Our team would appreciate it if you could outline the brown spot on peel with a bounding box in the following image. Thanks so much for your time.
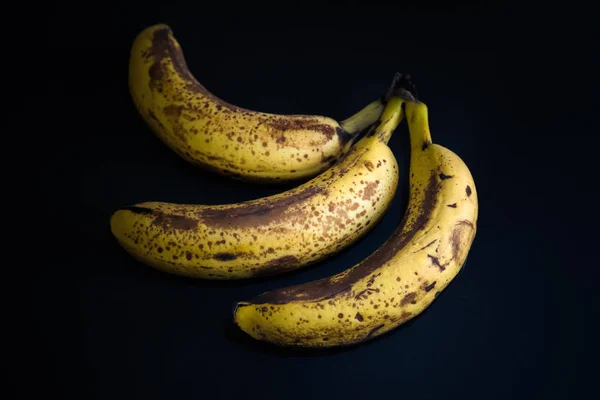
[265,119,338,142]
[466,185,472,196]
[152,213,198,231]
[355,312,364,322]
[362,181,379,200]
[401,292,417,306]
[198,186,327,229]
[163,104,183,117]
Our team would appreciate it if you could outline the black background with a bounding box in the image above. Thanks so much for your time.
[33,2,598,399]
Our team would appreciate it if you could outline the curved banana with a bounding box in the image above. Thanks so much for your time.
[110,95,410,279]
[233,99,478,347]
[129,24,396,182]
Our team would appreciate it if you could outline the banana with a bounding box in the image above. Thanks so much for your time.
[233,99,478,347]
[110,94,412,279]
[129,24,398,182]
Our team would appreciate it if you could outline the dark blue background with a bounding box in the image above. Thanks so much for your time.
[38,2,597,399]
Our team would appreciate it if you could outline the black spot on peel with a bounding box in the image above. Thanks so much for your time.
[355,312,364,322]
[213,252,237,261]
[366,324,385,338]
[414,239,437,253]
[366,273,381,287]
[354,288,377,300]
[447,203,457,208]
[427,254,446,271]
[423,281,437,292]
[422,140,431,151]
[121,206,154,215]
[439,173,453,180]
[466,185,472,196]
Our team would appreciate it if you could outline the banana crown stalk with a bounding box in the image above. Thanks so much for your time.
[233,98,479,347]
[111,91,414,280]
[129,24,401,182]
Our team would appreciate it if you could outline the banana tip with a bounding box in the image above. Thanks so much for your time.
[232,302,252,326]
[150,23,172,31]
[233,301,249,314]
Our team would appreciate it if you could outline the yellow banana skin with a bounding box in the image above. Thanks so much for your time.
[129,24,390,182]
[110,97,408,279]
[234,100,478,347]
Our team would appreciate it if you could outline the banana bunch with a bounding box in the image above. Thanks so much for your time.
[113,23,478,348]
[129,24,400,182]
[233,99,478,347]
[111,95,408,279]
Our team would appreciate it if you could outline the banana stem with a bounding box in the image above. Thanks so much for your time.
[404,101,433,152]
[339,72,417,136]
[339,100,386,134]
[374,72,420,144]
[374,97,404,144]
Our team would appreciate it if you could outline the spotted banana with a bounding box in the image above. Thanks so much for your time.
[111,93,413,279]
[129,24,401,182]
[233,99,478,346]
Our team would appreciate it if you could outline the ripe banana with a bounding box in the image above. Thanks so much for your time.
[233,99,478,347]
[110,94,411,279]
[129,24,395,182]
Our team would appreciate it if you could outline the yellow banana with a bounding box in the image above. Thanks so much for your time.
[110,95,411,279]
[233,99,478,347]
[129,24,398,182]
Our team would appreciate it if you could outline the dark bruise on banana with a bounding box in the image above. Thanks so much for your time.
[129,24,390,182]
[110,106,403,279]
[233,101,479,347]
